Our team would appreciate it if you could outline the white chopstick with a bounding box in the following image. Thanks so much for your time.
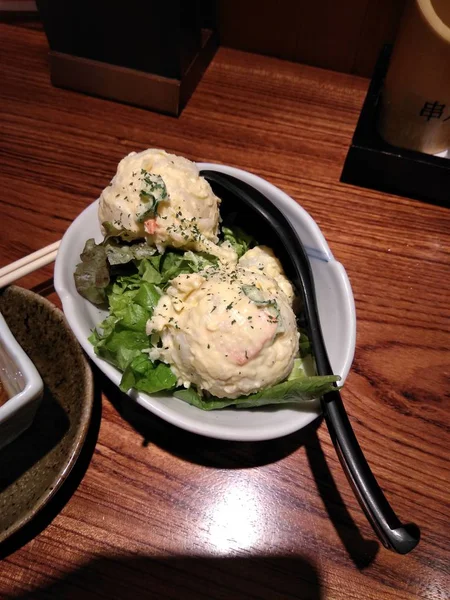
[0,240,61,287]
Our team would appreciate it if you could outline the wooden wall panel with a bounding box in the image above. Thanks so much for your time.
[352,0,407,75]
[218,0,407,77]
[2,0,408,78]
[217,0,299,63]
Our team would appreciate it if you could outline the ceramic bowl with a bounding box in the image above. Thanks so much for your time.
[54,163,356,442]
[0,286,94,543]
[0,312,43,450]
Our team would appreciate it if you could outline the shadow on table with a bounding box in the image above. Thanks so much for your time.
[101,371,379,569]
[0,385,69,494]
[0,382,102,561]
[304,433,379,569]
[9,553,323,600]
[31,279,56,298]
[100,369,321,468]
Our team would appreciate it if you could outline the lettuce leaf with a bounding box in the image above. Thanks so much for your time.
[102,221,136,242]
[133,249,218,286]
[89,328,150,371]
[120,357,177,394]
[74,237,156,304]
[74,239,110,305]
[162,250,218,282]
[138,255,163,284]
[88,272,177,394]
[174,374,340,410]
[288,356,316,379]
[221,226,254,258]
[104,239,156,265]
[74,235,218,306]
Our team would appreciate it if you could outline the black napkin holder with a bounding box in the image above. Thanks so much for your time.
[341,45,450,207]
[36,0,218,116]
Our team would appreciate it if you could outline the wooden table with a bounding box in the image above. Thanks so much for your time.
[1,21,449,600]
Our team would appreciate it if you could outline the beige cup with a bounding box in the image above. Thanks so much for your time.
[378,0,450,155]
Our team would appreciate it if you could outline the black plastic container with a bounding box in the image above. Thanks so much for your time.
[36,0,218,116]
[341,45,450,208]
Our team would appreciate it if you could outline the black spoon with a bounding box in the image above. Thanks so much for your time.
[201,169,420,555]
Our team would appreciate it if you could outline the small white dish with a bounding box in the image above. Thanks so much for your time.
[0,312,44,450]
[54,163,356,442]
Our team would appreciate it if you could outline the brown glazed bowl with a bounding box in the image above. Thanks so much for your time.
[0,286,94,544]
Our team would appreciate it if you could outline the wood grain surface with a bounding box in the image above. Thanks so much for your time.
[218,0,407,77]
[1,21,449,600]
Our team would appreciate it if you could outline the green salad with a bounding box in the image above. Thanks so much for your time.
[74,228,339,410]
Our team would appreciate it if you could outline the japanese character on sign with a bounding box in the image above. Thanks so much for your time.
[419,101,450,121]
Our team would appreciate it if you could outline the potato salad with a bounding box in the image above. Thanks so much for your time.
[74,149,338,410]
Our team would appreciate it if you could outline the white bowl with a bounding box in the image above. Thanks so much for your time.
[0,312,44,450]
[54,163,356,441]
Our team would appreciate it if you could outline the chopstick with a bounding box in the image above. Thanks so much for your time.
[0,240,61,287]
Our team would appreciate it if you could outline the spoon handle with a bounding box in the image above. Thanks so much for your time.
[291,194,420,554]
[323,389,420,554]
[201,169,420,554]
